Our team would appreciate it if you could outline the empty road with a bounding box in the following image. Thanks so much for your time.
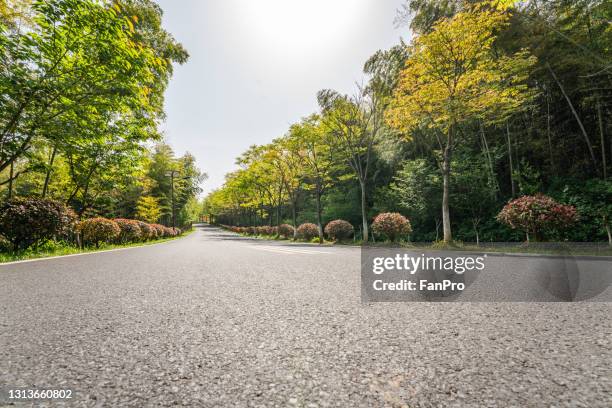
[1,225,611,407]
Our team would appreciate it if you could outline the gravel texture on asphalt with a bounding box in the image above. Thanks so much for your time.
[1,225,611,407]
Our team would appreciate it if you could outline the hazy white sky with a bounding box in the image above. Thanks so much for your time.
[156,0,408,194]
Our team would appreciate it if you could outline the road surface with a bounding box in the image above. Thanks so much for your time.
[1,225,611,407]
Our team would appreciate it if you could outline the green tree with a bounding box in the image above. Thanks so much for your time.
[288,116,339,242]
[386,3,536,242]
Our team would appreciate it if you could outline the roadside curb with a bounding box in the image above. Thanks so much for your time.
[216,227,612,259]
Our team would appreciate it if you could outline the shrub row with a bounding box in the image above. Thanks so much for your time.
[227,225,279,236]
[227,195,581,245]
[78,218,182,247]
[0,198,183,252]
[224,214,415,243]
[225,220,356,242]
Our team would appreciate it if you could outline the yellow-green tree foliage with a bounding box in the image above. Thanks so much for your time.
[136,196,161,223]
[386,4,535,134]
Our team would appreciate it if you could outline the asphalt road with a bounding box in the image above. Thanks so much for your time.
[1,225,610,407]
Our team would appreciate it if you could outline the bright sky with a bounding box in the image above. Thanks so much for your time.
[156,0,408,195]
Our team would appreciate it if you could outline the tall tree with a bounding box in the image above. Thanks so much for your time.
[288,116,338,242]
[386,3,535,242]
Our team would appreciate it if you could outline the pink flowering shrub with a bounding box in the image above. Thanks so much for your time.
[114,219,142,243]
[371,213,412,242]
[297,223,319,240]
[497,194,578,241]
[78,218,120,248]
[324,220,354,241]
[150,224,166,238]
[136,221,155,240]
[278,224,295,239]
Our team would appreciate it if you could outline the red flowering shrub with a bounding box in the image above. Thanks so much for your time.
[371,213,412,242]
[297,223,319,240]
[0,198,77,251]
[260,226,277,236]
[78,218,120,248]
[162,226,175,237]
[150,224,166,238]
[114,219,142,243]
[278,224,295,239]
[324,220,354,241]
[136,221,155,240]
[497,194,578,241]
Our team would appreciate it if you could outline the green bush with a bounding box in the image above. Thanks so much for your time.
[78,218,120,248]
[297,223,319,241]
[324,220,354,241]
[0,198,77,251]
[114,219,142,243]
[278,224,295,239]
[372,213,412,242]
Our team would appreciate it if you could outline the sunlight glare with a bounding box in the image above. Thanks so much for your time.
[238,0,371,57]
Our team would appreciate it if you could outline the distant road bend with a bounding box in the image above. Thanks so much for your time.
[1,225,611,407]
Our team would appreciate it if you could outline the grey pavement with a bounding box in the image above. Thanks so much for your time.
[1,225,611,407]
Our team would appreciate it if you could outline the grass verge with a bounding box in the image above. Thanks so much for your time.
[220,227,612,257]
[0,229,194,264]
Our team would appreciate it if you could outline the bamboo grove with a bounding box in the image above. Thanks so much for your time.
[204,0,612,244]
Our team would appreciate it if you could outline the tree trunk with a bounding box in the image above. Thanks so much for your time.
[598,100,607,179]
[480,123,497,195]
[77,169,96,217]
[546,89,555,172]
[506,122,516,197]
[42,144,58,198]
[604,217,611,247]
[291,201,298,240]
[7,161,14,199]
[547,63,597,167]
[315,186,324,243]
[442,126,453,243]
[359,180,369,243]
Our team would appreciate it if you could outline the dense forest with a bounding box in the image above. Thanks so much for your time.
[204,0,612,244]
[0,0,204,230]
